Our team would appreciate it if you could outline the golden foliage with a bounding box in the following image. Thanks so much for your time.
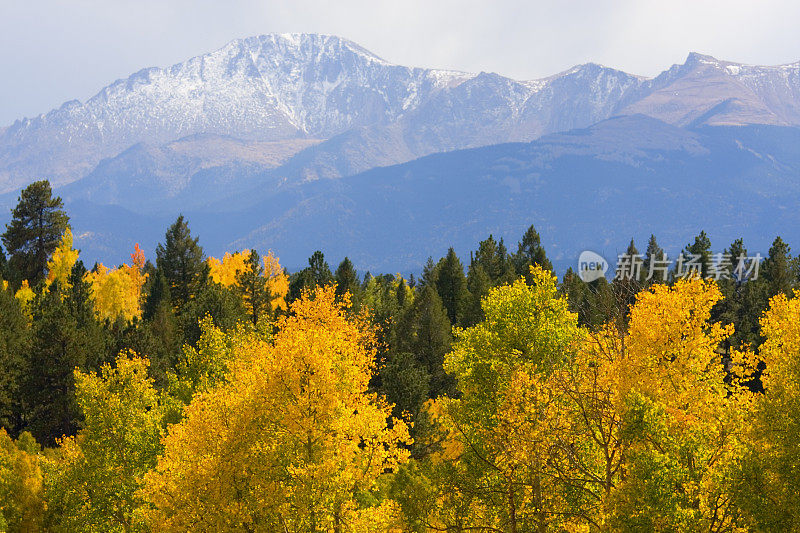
[87,244,147,322]
[46,228,79,290]
[142,286,410,532]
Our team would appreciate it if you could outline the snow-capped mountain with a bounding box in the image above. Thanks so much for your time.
[0,33,641,193]
[2,33,800,207]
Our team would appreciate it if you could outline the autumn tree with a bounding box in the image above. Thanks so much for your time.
[44,354,165,532]
[87,244,147,323]
[236,249,272,325]
[427,266,584,532]
[142,287,410,532]
[0,430,44,532]
[734,289,800,529]
[1,180,69,286]
[46,228,79,290]
[606,279,754,531]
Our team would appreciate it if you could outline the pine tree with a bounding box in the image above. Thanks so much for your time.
[512,224,553,281]
[393,284,454,400]
[762,236,796,298]
[334,257,359,299]
[465,262,492,326]
[471,234,513,284]
[24,287,86,445]
[155,215,206,311]
[435,248,469,326]
[288,250,334,302]
[0,244,7,280]
[0,285,30,434]
[680,230,712,280]
[1,180,69,286]
[143,268,171,322]
[236,250,272,325]
[642,234,666,285]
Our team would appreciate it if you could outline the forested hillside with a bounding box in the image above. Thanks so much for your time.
[2,181,800,531]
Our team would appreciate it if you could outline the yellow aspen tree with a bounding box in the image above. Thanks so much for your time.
[46,228,79,290]
[263,250,289,312]
[606,279,754,532]
[734,290,800,530]
[207,250,250,288]
[429,266,584,533]
[0,430,44,532]
[142,286,410,532]
[44,353,165,533]
[87,244,147,322]
[13,281,34,319]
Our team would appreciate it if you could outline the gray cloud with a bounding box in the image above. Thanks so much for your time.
[2,0,800,125]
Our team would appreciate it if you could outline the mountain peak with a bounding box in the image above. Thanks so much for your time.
[685,52,723,67]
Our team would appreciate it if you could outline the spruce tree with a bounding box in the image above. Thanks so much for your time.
[512,224,553,280]
[435,248,469,326]
[1,180,69,285]
[642,234,666,286]
[680,230,713,280]
[762,236,796,298]
[0,285,30,434]
[334,257,359,298]
[465,262,492,326]
[143,268,171,322]
[393,284,454,400]
[155,215,206,311]
[236,250,271,326]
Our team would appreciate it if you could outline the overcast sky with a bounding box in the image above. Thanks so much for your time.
[2,0,800,125]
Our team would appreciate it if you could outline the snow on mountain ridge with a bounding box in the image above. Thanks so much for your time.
[2,36,800,195]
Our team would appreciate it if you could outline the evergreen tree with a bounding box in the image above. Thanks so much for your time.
[236,250,272,326]
[464,262,492,326]
[288,250,334,302]
[435,248,469,326]
[393,284,455,401]
[143,268,171,322]
[155,215,206,311]
[471,234,514,285]
[1,180,69,285]
[0,285,30,434]
[642,234,666,285]
[420,256,438,287]
[0,244,7,280]
[762,236,796,298]
[334,257,359,299]
[679,230,712,280]
[512,224,553,281]
[23,288,84,445]
[308,250,333,285]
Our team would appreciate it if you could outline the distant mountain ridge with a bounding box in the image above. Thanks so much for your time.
[2,35,800,272]
[5,33,798,198]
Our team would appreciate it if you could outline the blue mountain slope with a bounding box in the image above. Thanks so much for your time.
[5,115,799,273]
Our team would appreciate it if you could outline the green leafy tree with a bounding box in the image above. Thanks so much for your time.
[44,354,165,533]
[1,180,69,286]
